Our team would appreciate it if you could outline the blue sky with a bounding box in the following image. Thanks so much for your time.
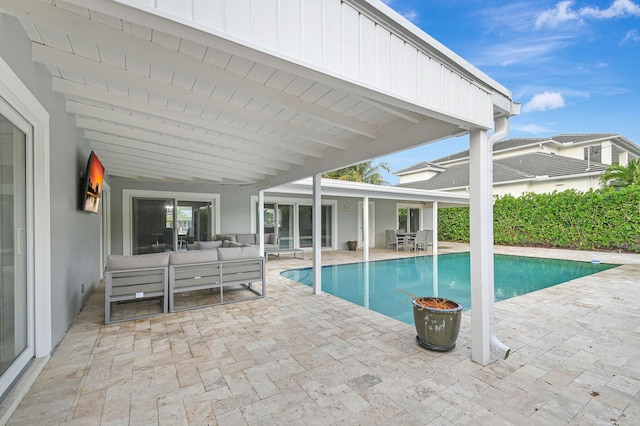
[377,0,640,184]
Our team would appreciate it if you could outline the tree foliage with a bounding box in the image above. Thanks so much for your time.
[600,158,640,188]
[322,161,391,185]
[438,187,640,252]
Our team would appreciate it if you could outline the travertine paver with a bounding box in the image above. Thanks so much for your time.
[6,244,640,425]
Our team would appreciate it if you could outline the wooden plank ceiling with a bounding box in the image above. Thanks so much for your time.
[2,0,476,187]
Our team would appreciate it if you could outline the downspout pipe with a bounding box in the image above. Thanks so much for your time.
[487,115,511,360]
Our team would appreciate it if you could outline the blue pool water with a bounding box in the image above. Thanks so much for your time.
[280,253,618,325]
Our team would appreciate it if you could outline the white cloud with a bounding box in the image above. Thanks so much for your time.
[581,0,640,19]
[522,92,566,112]
[536,0,640,28]
[621,29,640,43]
[535,1,580,28]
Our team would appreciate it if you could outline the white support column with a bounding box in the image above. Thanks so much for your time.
[469,128,492,365]
[258,191,264,255]
[312,174,322,295]
[432,201,438,255]
[601,141,613,165]
[363,196,369,262]
[619,151,629,167]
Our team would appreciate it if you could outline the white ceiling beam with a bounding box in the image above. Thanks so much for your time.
[87,138,257,183]
[81,124,277,177]
[31,42,349,150]
[53,77,325,159]
[88,149,227,183]
[99,161,190,181]
[106,169,172,181]
[80,121,278,178]
[2,0,379,138]
[67,101,297,170]
[94,153,198,181]
[361,97,423,124]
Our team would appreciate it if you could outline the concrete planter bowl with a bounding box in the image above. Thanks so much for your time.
[346,241,358,251]
[412,297,463,352]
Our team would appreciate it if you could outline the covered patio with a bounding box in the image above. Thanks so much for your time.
[6,245,640,424]
[0,0,520,418]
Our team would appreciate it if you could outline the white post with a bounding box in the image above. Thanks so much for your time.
[601,141,613,165]
[312,174,322,295]
[363,196,369,262]
[258,191,265,255]
[469,128,492,365]
[432,201,438,255]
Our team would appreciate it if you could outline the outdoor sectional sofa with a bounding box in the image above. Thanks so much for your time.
[104,245,265,324]
[207,232,279,250]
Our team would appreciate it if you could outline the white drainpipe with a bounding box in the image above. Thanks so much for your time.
[487,116,511,360]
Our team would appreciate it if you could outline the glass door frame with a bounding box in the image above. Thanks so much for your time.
[0,56,52,405]
[0,94,34,399]
[122,189,220,256]
[252,196,338,250]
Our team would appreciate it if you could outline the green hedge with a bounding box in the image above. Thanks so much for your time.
[438,186,640,252]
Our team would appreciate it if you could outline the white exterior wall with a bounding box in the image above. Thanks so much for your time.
[118,0,496,129]
[397,170,440,184]
[557,145,587,161]
[440,174,603,198]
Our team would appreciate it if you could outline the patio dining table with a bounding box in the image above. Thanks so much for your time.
[396,232,416,251]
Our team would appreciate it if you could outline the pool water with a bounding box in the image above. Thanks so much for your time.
[280,253,618,325]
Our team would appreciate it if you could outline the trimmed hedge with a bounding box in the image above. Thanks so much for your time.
[438,186,640,252]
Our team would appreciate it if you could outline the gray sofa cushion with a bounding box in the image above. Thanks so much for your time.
[107,252,170,270]
[236,233,257,245]
[214,234,236,242]
[217,245,261,260]
[196,240,223,250]
[222,240,246,248]
[169,250,218,265]
[264,233,276,245]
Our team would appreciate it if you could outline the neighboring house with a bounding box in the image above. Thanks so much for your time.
[395,134,640,196]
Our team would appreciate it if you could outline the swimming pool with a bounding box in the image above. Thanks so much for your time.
[280,253,618,325]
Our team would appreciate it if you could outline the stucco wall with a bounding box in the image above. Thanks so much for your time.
[0,15,102,346]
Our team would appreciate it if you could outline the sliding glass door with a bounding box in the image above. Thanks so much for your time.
[299,205,333,248]
[131,197,174,254]
[126,190,217,255]
[398,205,421,233]
[0,103,31,401]
[260,201,335,249]
[261,203,294,248]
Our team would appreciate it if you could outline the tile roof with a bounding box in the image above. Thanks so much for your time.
[394,161,446,174]
[396,152,609,190]
[425,133,621,165]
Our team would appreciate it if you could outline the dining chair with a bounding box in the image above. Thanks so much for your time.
[385,230,405,251]
[413,230,433,253]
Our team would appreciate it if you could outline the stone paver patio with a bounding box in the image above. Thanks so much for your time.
[5,244,640,425]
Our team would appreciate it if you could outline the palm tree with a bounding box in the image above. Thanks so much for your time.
[322,161,391,185]
[600,158,640,188]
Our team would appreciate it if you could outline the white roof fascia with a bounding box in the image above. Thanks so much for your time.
[267,178,469,205]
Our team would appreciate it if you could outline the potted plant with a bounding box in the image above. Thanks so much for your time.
[412,297,463,352]
[346,241,357,251]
